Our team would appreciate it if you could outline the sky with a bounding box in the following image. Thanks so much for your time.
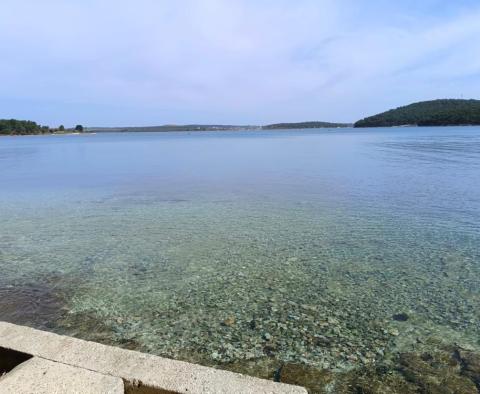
[0,0,479,127]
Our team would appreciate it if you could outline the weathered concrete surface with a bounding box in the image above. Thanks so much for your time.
[0,322,307,394]
[0,357,124,394]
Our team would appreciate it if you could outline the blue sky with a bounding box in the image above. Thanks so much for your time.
[0,0,479,127]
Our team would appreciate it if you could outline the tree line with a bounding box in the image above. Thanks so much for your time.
[3,99,480,135]
[263,121,351,129]
[355,99,480,127]
[0,119,84,135]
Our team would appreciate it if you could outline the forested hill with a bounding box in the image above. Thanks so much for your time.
[262,121,351,129]
[354,99,480,127]
[0,119,82,135]
[0,119,47,135]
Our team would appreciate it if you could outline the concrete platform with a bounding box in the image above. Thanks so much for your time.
[0,321,307,394]
[0,357,124,394]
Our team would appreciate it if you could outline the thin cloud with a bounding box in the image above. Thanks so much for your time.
[0,0,479,126]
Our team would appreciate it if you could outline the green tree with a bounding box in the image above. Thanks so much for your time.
[59,125,65,131]
[75,124,84,132]
[0,119,43,135]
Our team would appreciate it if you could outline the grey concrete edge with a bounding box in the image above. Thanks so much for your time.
[0,357,124,394]
[0,322,307,394]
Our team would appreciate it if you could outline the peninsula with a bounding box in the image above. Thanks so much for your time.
[0,119,83,136]
[355,99,480,127]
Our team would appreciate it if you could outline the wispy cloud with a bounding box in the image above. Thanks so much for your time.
[0,0,479,126]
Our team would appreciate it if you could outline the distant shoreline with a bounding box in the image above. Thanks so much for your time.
[86,121,352,133]
[0,132,94,137]
[2,98,480,135]
[3,123,480,137]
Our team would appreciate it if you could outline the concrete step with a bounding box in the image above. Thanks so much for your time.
[0,322,307,393]
[0,357,124,394]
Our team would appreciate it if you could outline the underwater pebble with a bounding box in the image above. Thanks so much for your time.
[392,313,409,322]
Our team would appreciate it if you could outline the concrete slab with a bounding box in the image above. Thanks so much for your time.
[0,322,307,394]
[0,357,124,394]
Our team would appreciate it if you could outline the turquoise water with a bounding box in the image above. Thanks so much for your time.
[1,128,479,391]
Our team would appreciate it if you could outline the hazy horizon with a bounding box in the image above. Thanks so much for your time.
[1,0,479,127]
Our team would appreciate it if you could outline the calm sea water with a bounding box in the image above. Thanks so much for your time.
[1,128,479,390]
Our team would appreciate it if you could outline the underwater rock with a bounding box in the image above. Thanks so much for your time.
[392,313,409,322]
[458,349,480,388]
[221,357,278,382]
[397,350,478,394]
[221,317,236,327]
[442,375,478,394]
[329,347,479,394]
[0,279,67,330]
[334,366,417,394]
[398,352,440,387]
[389,328,400,336]
[263,344,277,357]
[313,335,332,347]
[278,363,333,393]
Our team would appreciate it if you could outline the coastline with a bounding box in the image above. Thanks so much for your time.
[3,124,480,137]
[0,132,96,137]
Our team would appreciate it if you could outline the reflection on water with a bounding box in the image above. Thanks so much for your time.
[0,128,479,392]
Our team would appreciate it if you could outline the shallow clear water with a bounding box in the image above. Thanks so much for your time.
[1,128,479,391]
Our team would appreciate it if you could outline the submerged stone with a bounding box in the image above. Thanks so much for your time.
[458,349,480,388]
[278,363,333,394]
[392,313,409,322]
[397,349,478,394]
[221,317,236,327]
[389,328,400,336]
[0,278,67,330]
